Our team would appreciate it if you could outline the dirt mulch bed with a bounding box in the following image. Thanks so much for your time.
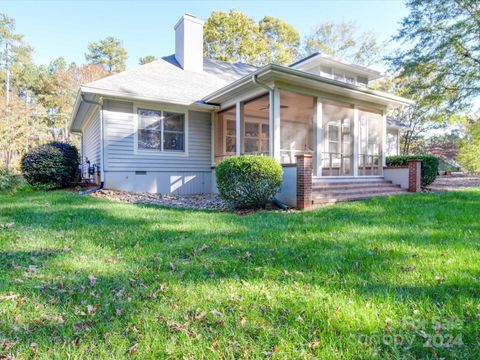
[427,174,480,192]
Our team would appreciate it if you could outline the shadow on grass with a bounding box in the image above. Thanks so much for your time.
[0,189,479,356]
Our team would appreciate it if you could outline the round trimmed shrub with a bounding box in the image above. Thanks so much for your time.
[386,154,439,187]
[21,142,80,189]
[216,155,283,209]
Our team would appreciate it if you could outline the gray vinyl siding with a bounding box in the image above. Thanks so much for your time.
[82,109,101,170]
[103,99,212,172]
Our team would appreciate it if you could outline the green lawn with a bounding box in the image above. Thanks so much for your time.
[0,189,479,359]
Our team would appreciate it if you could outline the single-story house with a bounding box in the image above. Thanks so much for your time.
[70,14,414,208]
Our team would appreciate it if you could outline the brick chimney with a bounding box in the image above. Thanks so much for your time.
[174,14,204,72]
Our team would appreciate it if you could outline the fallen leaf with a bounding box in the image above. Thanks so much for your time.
[0,293,19,301]
[193,244,209,255]
[127,343,138,356]
[159,282,167,292]
[87,304,99,315]
[27,265,39,273]
[210,309,223,317]
[308,341,320,349]
[194,309,207,321]
[240,317,247,327]
[1,222,15,229]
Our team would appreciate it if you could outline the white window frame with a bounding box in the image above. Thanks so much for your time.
[320,67,368,87]
[326,121,340,155]
[133,102,189,156]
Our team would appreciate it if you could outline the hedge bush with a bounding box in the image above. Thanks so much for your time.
[21,142,80,189]
[386,154,439,187]
[0,166,21,192]
[216,155,283,209]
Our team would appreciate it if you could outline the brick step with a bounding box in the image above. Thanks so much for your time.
[312,182,396,191]
[312,185,402,197]
[312,189,408,205]
[312,179,390,187]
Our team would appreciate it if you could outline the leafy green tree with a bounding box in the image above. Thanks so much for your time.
[373,74,450,154]
[258,16,300,65]
[85,37,127,74]
[0,13,34,103]
[139,55,157,65]
[457,118,480,173]
[0,89,48,171]
[34,58,107,141]
[390,0,480,113]
[304,21,384,66]
[204,10,267,65]
[204,10,299,66]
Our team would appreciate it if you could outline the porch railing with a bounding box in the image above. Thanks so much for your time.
[358,154,382,176]
[321,152,353,176]
[280,149,314,164]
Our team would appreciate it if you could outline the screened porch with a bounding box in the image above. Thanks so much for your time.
[213,89,387,177]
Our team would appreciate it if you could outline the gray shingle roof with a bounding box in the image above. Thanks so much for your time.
[81,55,257,105]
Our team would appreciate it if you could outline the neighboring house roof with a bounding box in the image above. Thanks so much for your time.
[80,55,257,106]
[387,117,408,129]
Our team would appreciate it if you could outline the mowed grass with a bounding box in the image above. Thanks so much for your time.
[0,189,479,359]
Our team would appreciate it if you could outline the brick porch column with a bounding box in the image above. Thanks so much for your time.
[408,159,422,192]
[296,154,313,209]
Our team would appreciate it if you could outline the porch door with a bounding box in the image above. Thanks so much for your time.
[322,100,354,176]
[358,108,383,176]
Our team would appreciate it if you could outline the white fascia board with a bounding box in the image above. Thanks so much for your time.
[69,89,83,132]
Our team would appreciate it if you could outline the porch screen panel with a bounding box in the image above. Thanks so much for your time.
[243,94,269,155]
[359,108,383,175]
[322,100,354,176]
[279,90,315,164]
[214,107,236,164]
[386,129,399,156]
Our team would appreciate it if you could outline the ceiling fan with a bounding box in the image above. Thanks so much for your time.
[258,104,289,110]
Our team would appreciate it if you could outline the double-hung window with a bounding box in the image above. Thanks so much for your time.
[137,108,185,152]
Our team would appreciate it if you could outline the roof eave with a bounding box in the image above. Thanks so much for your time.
[81,86,220,110]
[289,52,384,80]
[203,64,413,107]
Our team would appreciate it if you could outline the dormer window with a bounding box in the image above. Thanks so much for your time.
[357,76,368,87]
[333,71,344,81]
[345,75,356,85]
[290,53,383,88]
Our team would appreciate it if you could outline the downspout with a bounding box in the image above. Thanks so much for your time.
[251,75,288,210]
[252,74,273,91]
[81,93,105,191]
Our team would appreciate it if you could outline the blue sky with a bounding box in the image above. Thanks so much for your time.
[2,0,409,69]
